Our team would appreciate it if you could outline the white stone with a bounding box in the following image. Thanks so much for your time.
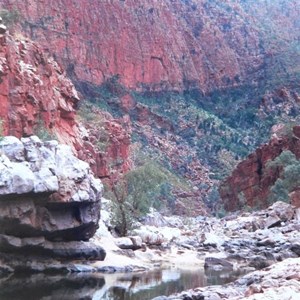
[10,162,35,194]
[0,136,25,161]
[115,237,134,249]
[0,136,102,201]
[21,136,42,162]
[203,232,226,249]
[55,144,89,181]
[34,167,59,193]
[133,226,166,245]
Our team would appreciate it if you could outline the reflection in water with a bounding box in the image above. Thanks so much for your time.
[0,268,247,300]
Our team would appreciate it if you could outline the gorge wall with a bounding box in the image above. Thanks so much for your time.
[0,24,131,179]
[0,0,299,92]
[0,1,299,214]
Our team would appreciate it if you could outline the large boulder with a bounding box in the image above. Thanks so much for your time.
[0,136,106,271]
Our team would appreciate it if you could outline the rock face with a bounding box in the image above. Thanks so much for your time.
[0,25,80,144]
[0,0,299,92]
[220,126,300,211]
[0,23,132,179]
[0,136,106,270]
[77,104,132,179]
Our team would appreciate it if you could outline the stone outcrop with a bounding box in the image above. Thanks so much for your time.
[0,23,80,145]
[0,21,132,179]
[1,0,298,92]
[220,126,300,211]
[0,136,106,271]
[77,103,132,179]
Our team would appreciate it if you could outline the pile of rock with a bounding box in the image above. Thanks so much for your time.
[153,257,300,300]
[150,201,300,299]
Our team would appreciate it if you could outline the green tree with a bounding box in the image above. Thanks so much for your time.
[267,150,300,204]
[125,162,168,215]
[110,178,133,237]
[108,161,169,236]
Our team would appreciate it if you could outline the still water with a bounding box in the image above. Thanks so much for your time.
[0,268,246,300]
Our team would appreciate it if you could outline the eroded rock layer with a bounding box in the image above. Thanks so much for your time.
[0,136,106,268]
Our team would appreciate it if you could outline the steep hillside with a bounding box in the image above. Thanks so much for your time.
[0,23,131,180]
[0,0,299,92]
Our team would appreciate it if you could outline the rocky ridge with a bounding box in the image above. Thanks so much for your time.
[0,136,106,273]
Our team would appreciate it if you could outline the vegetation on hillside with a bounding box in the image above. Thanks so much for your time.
[77,75,300,176]
[267,150,300,204]
[75,73,300,218]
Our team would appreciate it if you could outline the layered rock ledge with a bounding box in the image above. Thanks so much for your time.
[0,136,106,273]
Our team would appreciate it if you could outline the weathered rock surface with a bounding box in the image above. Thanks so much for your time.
[77,103,132,179]
[114,236,143,251]
[1,0,299,92]
[204,257,233,271]
[0,136,106,271]
[0,27,80,145]
[149,202,300,299]
[0,25,132,180]
[220,126,300,211]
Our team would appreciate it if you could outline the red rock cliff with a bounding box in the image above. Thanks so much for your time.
[0,25,80,144]
[0,25,131,178]
[220,126,300,211]
[1,0,298,92]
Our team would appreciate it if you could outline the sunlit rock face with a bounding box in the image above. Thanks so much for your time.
[1,0,298,92]
[0,24,80,145]
[0,23,132,180]
[0,136,106,267]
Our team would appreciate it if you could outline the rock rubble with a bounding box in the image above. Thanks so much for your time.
[149,201,300,299]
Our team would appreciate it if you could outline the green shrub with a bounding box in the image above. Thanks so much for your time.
[125,162,168,215]
[34,119,57,141]
[267,150,300,204]
[107,158,191,236]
